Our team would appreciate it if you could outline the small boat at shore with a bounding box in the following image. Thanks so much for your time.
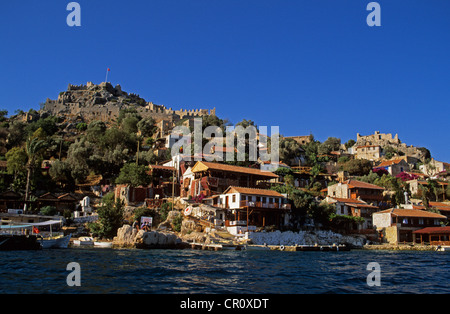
[72,237,94,246]
[93,241,113,248]
[436,245,450,252]
[40,234,72,249]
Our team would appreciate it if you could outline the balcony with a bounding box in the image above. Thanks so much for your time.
[240,200,291,210]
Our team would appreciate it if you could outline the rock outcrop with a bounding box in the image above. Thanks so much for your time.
[113,224,184,249]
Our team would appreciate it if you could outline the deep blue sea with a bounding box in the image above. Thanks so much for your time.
[0,248,448,294]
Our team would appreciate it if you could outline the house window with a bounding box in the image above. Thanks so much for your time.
[232,195,236,203]
[262,197,266,203]
[402,218,408,225]
[434,219,440,226]
[419,218,424,225]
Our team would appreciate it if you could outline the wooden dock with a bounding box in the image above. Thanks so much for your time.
[268,244,350,252]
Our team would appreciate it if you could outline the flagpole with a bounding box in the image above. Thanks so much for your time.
[105,68,109,83]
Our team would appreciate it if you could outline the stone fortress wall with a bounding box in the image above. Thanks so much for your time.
[355,131,426,161]
[41,82,216,124]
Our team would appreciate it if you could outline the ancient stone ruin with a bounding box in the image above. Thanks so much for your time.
[40,81,216,124]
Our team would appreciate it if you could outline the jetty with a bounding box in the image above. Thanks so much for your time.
[267,244,350,252]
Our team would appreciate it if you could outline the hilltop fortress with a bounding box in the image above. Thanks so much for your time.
[355,130,428,161]
[41,82,215,124]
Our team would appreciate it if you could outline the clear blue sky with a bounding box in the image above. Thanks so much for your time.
[1,1,449,161]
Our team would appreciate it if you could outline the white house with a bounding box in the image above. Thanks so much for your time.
[217,186,291,235]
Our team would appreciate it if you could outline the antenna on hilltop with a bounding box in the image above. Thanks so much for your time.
[105,68,110,83]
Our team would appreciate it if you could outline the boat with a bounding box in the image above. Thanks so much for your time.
[72,236,94,246]
[0,234,42,250]
[93,241,113,248]
[39,234,72,249]
[436,245,450,252]
[0,219,71,249]
[32,220,71,249]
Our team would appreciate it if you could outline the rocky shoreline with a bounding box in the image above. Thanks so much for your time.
[112,224,369,250]
[112,219,443,252]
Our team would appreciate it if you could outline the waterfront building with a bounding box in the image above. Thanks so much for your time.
[325,196,379,230]
[412,226,450,246]
[187,161,279,198]
[372,208,447,244]
[216,186,291,234]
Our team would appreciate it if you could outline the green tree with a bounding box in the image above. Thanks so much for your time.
[133,207,160,226]
[49,160,73,187]
[116,163,152,187]
[344,139,356,149]
[235,119,256,129]
[121,114,139,134]
[342,159,373,176]
[137,116,157,137]
[76,122,88,131]
[6,120,26,148]
[5,147,27,179]
[279,137,302,165]
[0,110,7,122]
[317,137,341,155]
[24,137,46,204]
[66,138,93,183]
[301,135,321,166]
[40,205,57,216]
[427,180,443,201]
[89,194,124,239]
[86,120,107,143]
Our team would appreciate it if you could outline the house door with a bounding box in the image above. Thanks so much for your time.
[225,196,229,208]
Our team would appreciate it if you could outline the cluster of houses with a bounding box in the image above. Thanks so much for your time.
[1,130,449,246]
[133,130,450,246]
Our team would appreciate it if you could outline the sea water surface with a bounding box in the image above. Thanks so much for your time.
[0,248,448,294]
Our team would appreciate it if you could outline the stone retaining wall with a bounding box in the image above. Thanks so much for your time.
[247,230,367,247]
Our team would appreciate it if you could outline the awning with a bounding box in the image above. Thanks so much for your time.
[0,220,63,229]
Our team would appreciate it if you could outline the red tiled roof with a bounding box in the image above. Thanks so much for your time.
[227,186,281,197]
[192,161,279,178]
[375,158,404,168]
[375,208,447,219]
[329,197,378,208]
[344,179,385,190]
[429,202,450,212]
[149,165,175,171]
[330,197,367,204]
[413,226,450,234]
[225,186,284,197]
